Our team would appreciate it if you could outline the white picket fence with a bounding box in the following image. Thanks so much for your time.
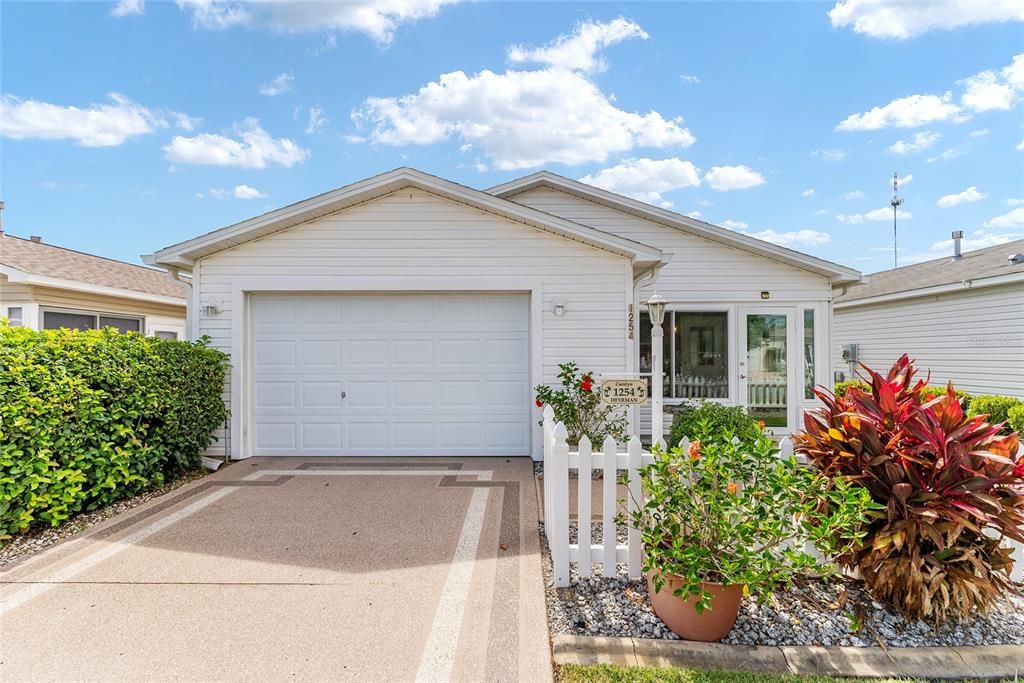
[747,377,787,409]
[542,405,657,587]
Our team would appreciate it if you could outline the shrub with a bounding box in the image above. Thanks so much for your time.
[667,400,761,448]
[535,362,627,446]
[794,355,1024,622]
[1009,404,1024,436]
[625,420,875,612]
[968,394,1024,435]
[0,325,229,537]
[834,380,870,398]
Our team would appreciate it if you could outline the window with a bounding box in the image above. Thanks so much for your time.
[803,309,815,399]
[5,307,22,327]
[639,310,729,399]
[42,309,143,333]
[154,330,178,340]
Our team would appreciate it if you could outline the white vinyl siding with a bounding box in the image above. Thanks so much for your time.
[507,187,836,431]
[509,188,832,303]
[195,187,632,458]
[833,283,1024,398]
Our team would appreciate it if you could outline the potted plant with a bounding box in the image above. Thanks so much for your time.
[624,420,875,641]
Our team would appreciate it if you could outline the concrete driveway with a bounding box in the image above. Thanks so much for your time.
[0,458,552,682]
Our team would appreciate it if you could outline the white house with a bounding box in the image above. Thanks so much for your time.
[146,168,859,460]
[833,235,1024,397]
[1,230,186,338]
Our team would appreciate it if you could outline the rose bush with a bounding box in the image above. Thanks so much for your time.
[535,361,627,446]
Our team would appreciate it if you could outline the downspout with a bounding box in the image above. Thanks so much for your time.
[164,266,193,340]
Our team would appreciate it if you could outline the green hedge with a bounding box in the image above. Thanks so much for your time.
[667,400,761,447]
[0,325,229,537]
[1008,404,1024,436]
[968,394,1024,435]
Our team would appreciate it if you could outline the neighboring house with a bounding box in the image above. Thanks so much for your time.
[0,231,186,338]
[833,235,1024,398]
[145,167,860,460]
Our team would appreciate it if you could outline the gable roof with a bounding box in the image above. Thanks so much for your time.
[146,167,663,268]
[1,232,186,303]
[487,171,861,284]
[833,238,1024,307]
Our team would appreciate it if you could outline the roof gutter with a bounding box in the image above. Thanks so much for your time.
[834,271,1024,309]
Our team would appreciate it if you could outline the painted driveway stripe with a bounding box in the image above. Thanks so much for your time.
[0,484,238,616]
[416,471,492,683]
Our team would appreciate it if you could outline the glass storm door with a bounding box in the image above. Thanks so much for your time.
[740,311,791,430]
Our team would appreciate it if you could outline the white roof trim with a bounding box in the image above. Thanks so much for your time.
[487,171,861,284]
[833,270,1024,309]
[0,264,187,307]
[148,167,662,268]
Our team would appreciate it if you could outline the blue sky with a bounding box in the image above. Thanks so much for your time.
[1,1,1022,273]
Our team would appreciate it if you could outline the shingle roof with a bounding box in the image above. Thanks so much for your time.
[0,233,187,300]
[833,239,1024,304]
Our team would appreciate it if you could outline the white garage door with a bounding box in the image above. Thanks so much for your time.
[251,293,531,456]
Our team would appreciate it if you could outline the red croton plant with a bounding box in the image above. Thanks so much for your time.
[794,355,1024,622]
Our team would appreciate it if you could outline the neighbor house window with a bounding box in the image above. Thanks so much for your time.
[154,330,178,340]
[639,310,729,399]
[803,309,815,399]
[42,309,143,333]
[5,307,22,326]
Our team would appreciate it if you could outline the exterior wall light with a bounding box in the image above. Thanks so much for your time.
[553,300,567,316]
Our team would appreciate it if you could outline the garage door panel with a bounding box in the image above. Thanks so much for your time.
[252,293,530,456]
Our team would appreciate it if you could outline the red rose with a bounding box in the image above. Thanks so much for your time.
[535,399,544,408]
[580,379,593,392]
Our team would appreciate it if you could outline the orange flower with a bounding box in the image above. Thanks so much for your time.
[727,482,738,495]
[688,440,701,460]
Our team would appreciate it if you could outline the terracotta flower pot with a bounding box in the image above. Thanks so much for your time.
[646,572,743,642]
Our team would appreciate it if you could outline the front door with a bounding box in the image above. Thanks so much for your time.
[739,309,793,431]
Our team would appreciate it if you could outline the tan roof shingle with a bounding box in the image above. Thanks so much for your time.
[0,233,186,300]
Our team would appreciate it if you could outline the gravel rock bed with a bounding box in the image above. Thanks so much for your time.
[540,522,1024,647]
[0,468,210,568]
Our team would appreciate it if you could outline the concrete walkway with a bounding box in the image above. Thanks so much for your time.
[0,458,552,682]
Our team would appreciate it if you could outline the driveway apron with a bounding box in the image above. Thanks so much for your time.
[0,457,552,682]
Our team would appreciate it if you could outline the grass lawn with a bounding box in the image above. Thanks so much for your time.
[556,664,913,683]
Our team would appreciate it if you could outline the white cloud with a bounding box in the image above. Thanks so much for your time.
[928,147,964,162]
[801,188,815,197]
[578,157,700,208]
[719,219,749,230]
[40,180,58,190]
[208,187,229,199]
[985,207,1024,229]
[828,0,1024,39]
[970,128,989,137]
[960,69,1015,112]
[233,184,265,199]
[936,186,987,208]
[0,93,191,147]
[350,19,695,170]
[812,148,846,162]
[704,165,765,191]
[897,173,914,185]
[112,0,144,17]
[679,74,700,85]
[815,208,830,215]
[171,111,201,131]
[903,228,1022,263]
[888,130,941,154]
[845,190,866,200]
[746,229,832,247]
[259,72,293,96]
[1007,198,1024,206]
[163,118,309,168]
[686,210,703,219]
[1017,139,1024,151]
[305,106,328,134]
[175,0,460,44]
[837,93,963,131]
[507,18,647,73]
[838,54,1023,131]
[837,207,911,224]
